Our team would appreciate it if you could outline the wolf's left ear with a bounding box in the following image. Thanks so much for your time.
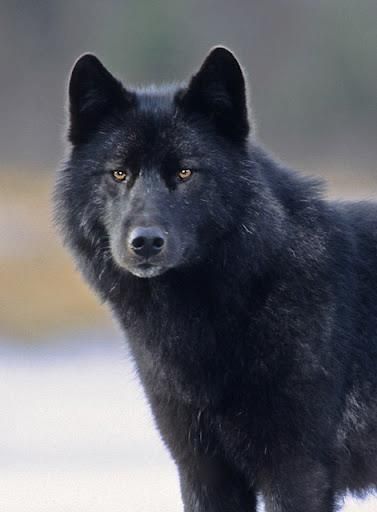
[68,54,134,145]
[178,47,249,143]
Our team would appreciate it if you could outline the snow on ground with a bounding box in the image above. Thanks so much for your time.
[0,333,375,511]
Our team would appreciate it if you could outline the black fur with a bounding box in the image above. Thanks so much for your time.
[54,47,377,511]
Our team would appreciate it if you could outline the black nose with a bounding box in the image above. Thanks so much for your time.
[128,227,166,259]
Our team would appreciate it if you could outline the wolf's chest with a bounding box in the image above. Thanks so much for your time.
[124,298,255,406]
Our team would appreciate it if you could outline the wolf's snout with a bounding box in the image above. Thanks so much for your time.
[128,226,166,259]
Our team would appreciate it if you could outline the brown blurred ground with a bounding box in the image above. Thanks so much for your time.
[0,171,112,340]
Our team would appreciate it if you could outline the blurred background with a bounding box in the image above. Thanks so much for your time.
[1,1,376,510]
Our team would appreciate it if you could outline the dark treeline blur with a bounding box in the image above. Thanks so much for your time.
[1,0,376,173]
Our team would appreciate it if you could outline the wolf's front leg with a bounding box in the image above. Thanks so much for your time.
[148,393,256,511]
[263,458,336,512]
[178,456,257,512]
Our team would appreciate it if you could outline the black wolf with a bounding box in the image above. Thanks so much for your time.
[54,47,377,511]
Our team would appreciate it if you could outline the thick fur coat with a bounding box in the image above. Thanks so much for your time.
[54,47,377,511]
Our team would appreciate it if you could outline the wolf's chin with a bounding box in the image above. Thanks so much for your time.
[127,265,168,279]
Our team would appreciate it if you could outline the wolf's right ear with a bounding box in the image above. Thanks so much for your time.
[68,54,134,145]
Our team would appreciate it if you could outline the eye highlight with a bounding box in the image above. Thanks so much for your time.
[178,169,193,181]
[111,170,128,182]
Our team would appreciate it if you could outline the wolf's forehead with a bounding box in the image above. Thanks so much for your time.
[135,84,178,111]
[102,111,174,161]
[103,115,178,168]
[107,104,191,160]
[127,112,178,158]
[101,86,205,165]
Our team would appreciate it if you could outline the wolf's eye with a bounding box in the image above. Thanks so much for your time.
[111,170,127,182]
[178,169,192,181]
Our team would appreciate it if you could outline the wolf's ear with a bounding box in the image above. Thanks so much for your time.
[178,47,249,143]
[68,54,133,145]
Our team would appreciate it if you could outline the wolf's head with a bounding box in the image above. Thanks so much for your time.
[56,48,278,279]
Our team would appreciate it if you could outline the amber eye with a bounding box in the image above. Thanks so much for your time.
[178,169,193,181]
[112,170,127,182]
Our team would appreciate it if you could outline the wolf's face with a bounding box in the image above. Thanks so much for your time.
[59,48,253,278]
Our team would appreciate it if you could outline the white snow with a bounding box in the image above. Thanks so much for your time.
[0,334,375,511]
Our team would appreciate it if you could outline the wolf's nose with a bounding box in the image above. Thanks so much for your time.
[128,227,166,259]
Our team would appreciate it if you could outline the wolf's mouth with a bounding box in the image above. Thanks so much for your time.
[130,262,167,279]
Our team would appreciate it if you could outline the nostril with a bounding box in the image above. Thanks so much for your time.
[131,236,145,250]
[153,237,164,249]
[128,227,166,258]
